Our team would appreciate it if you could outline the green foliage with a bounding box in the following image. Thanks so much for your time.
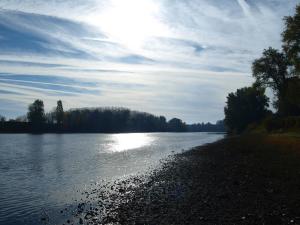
[27,99,46,126]
[55,100,64,125]
[282,5,300,75]
[224,86,269,133]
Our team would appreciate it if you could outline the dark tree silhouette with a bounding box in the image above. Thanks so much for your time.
[252,48,292,115]
[187,120,225,132]
[167,118,187,132]
[15,115,27,122]
[0,115,6,122]
[252,48,288,96]
[62,107,169,133]
[27,99,46,130]
[55,100,64,125]
[282,5,300,75]
[224,86,269,133]
[281,77,300,115]
[252,5,300,116]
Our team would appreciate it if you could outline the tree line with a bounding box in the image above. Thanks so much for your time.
[187,120,225,132]
[224,5,300,133]
[0,100,224,133]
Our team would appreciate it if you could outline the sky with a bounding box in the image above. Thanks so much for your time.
[0,0,299,123]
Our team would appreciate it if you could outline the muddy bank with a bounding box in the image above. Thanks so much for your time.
[62,135,300,225]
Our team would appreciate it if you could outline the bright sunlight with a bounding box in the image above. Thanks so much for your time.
[94,0,168,50]
[112,133,153,152]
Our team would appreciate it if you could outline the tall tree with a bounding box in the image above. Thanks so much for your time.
[252,48,288,96]
[252,48,288,114]
[27,99,46,127]
[55,100,64,125]
[224,86,269,133]
[282,5,300,75]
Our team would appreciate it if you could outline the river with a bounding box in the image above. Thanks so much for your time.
[0,132,223,225]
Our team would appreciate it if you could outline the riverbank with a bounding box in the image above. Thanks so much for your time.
[66,134,300,225]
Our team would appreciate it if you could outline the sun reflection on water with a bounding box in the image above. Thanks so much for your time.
[111,133,152,152]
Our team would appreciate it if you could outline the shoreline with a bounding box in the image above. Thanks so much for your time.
[63,134,300,225]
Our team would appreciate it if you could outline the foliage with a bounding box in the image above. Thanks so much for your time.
[282,5,300,75]
[27,99,46,127]
[167,118,187,132]
[55,100,64,125]
[252,47,288,98]
[2,101,226,133]
[0,115,6,122]
[187,120,225,132]
[224,86,269,133]
[280,77,300,116]
[62,107,170,133]
[15,115,27,122]
[252,5,300,116]
[252,47,300,115]
[264,116,300,132]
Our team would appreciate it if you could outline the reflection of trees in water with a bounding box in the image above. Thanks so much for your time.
[28,134,44,174]
[54,134,63,177]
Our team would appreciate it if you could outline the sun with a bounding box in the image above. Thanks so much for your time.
[93,0,168,50]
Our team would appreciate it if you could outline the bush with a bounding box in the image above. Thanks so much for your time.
[264,116,300,132]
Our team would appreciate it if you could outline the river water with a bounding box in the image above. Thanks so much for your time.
[0,132,224,225]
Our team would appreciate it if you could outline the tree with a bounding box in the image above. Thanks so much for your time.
[0,115,6,122]
[167,118,187,132]
[15,115,27,122]
[27,99,46,128]
[55,100,64,125]
[252,48,288,96]
[282,5,300,75]
[252,5,300,116]
[252,48,289,114]
[224,86,269,133]
[281,77,300,115]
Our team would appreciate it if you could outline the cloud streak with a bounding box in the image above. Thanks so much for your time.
[0,0,299,122]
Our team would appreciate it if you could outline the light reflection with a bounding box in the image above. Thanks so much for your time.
[111,133,152,152]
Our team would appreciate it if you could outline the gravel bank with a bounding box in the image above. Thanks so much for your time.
[62,135,300,225]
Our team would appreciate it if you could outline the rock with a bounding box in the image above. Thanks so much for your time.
[84,213,92,220]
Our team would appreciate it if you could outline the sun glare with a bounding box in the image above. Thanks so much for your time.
[93,0,168,50]
[111,133,152,152]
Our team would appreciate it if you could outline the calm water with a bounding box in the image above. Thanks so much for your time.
[0,132,223,225]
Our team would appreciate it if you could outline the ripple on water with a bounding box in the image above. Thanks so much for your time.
[0,133,224,225]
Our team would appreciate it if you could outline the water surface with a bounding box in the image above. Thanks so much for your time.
[0,132,223,225]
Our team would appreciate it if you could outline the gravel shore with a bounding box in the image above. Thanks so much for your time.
[62,135,300,225]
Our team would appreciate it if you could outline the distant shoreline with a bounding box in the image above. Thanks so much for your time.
[0,121,226,134]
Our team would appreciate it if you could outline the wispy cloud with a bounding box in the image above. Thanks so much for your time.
[0,0,299,122]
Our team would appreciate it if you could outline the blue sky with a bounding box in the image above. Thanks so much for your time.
[0,0,299,123]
